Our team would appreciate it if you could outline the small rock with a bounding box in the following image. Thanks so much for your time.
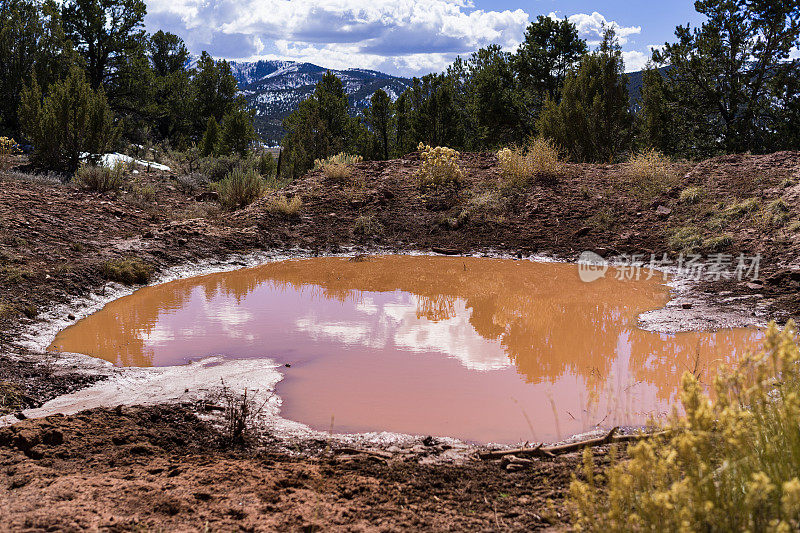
[656,205,672,217]
[422,435,437,447]
[681,302,693,309]
[746,282,764,290]
[67,313,76,320]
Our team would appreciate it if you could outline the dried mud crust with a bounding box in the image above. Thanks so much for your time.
[0,406,579,531]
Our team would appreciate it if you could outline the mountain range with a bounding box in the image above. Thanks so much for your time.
[227,59,655,146]
[229,60,411,145]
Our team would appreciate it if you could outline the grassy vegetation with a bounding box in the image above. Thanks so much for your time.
[353,214,384,237]
[417,143,462,191]
[496,137,565,187]
[314,152,363,182]
[75,163,126,192]
[571,322,800,532]
[623,149,678,200]
[679,186,704,204]
[669,226,704,253]
[0,381,23,413]
[266,194,302,218]
[0,137,20,171]
[215,167,267,210]
[101,258,153,285]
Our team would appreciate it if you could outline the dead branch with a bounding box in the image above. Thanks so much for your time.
[478,428,670,460]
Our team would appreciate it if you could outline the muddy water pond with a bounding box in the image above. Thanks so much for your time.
[50,256,762,444]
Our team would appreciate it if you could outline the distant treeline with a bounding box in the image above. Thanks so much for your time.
[281,1,800,177]
[0,0,255,171]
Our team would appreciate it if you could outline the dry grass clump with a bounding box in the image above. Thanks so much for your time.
[497,137,564,187]
[0,381,23,413]
[353,214,384,237]
[75,163,126,192]
[623,149,678,199]
[763,198,790,227]
[668,225,704,253]
[314,152,363,182]
[215,167,267,210]
[266,194,302,218]
[0,137,21,171]
[417,143,462,190]
[571,322,800,532]
[679,185,704,204]
[101,257,153,285]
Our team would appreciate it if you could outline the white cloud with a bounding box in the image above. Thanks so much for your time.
[623,50,649,72]
[145,0,529,76]
[549,11,641,46]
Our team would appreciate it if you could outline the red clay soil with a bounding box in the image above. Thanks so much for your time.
[0,406,581,531]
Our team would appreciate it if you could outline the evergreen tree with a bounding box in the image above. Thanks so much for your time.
[653,0,800,155]
[218,108,256,157]
[538,28,632,162]
[365,89,391,160]
[0,0,76,136]
[200,116,218,157]
[61,0,147,90]
[19,67,119,171]
[191,51,243,134]
[280,71,358,177]
[464,45,521,147]
[636,64,680,154]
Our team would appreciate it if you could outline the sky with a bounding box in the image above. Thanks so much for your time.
[143,0,707,76]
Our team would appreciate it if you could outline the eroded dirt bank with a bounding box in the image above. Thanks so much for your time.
[1,151,799,529]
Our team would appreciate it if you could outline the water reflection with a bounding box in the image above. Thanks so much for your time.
[49,256,763,443]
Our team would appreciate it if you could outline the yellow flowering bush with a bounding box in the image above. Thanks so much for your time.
[314,152,363,181]
[0,137,21,171]
[571,321,800,532]
[416,142,462,190]
[497,137,564,187]
[624,148,678,200]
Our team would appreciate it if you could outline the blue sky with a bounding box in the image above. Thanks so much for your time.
[143,0,706,76]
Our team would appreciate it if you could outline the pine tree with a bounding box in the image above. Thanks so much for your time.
[218,108,256,156]
[19,67,118,171]
[365,89,391,160]
[538,28,633,162]
[200,116,219,157]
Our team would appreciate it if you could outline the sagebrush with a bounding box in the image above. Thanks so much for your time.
[215,167,267,210]
[75,163,126,192]
[570,322,800,532]
[417,143,462,190]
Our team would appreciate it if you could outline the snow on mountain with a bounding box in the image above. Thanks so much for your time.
[227,59,412,144]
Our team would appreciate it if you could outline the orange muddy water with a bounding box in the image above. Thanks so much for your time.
[50,256,763,444]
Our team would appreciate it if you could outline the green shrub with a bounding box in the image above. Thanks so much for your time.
[75,163,126,192]
[570,322,800,532]
[200,154,247,182]
[417,143,462,190]
[257,152,277,178]
[215,168,266,210]
[101,258,153,285]
[266,195,302,218]
[19,67,119,172]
